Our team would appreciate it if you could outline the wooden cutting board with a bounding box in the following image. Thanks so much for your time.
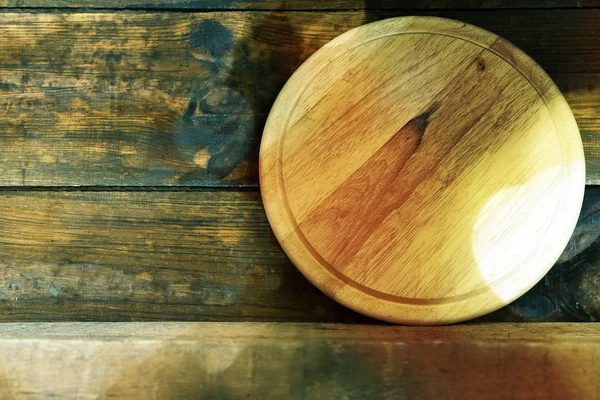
[259,16,585,324]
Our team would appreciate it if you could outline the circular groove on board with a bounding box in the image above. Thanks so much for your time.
[259,16,585,324]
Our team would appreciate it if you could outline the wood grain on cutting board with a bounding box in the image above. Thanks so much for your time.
[260,16,584,323]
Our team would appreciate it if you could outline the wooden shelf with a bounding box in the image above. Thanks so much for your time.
[0,322,596,399]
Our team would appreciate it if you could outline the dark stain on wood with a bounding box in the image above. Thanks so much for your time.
[413,102,439,142]
[174,13,303,181]
[177,19,252,179]
[188,19,234,57]
[475,56,486,71]
[105,51,123,64]
[0,81,19,91]
[189,278,204,292]
[504,290,557,319]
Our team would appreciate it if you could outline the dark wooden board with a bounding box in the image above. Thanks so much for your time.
[0,322,597,399]
[0,188,595,322]
[0,0,598,10]
[0,190,368,322]
[0,10,599,186]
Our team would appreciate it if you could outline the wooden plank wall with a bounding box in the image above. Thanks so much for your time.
[0,1,597,322]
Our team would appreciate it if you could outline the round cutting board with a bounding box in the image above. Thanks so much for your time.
[259,16,585,324]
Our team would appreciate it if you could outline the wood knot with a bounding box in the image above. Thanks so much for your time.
[476,56,486,71]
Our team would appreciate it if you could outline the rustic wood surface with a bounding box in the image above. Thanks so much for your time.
[0,10,598,186]
[0,188,593,323]
[260,16,585,324]
[0,190,369,322]
[0,3,596,323]
[0,1,598,10]
[0,322,596,399]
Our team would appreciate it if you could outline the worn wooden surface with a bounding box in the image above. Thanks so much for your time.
[0,1,598,10]
[0,10,598,186]
[0,322,595,399]
[0,190,369,322]
[261,15,585,324]
[0,3,597,323]
[0,188,592,323]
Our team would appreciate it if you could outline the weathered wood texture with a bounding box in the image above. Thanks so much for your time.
[0,188,594,322]
[0,10,598,186]
[0,0,598,9]
[0,190,370,322]
[0,322,596,399]
[0,5,597,324]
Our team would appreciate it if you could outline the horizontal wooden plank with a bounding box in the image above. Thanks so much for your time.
[0,188,596,322]
[0,190,368,322]
[1,190,363,322]
[0,10,599,186]
[0,322,597,399]
[0,0,599,10]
